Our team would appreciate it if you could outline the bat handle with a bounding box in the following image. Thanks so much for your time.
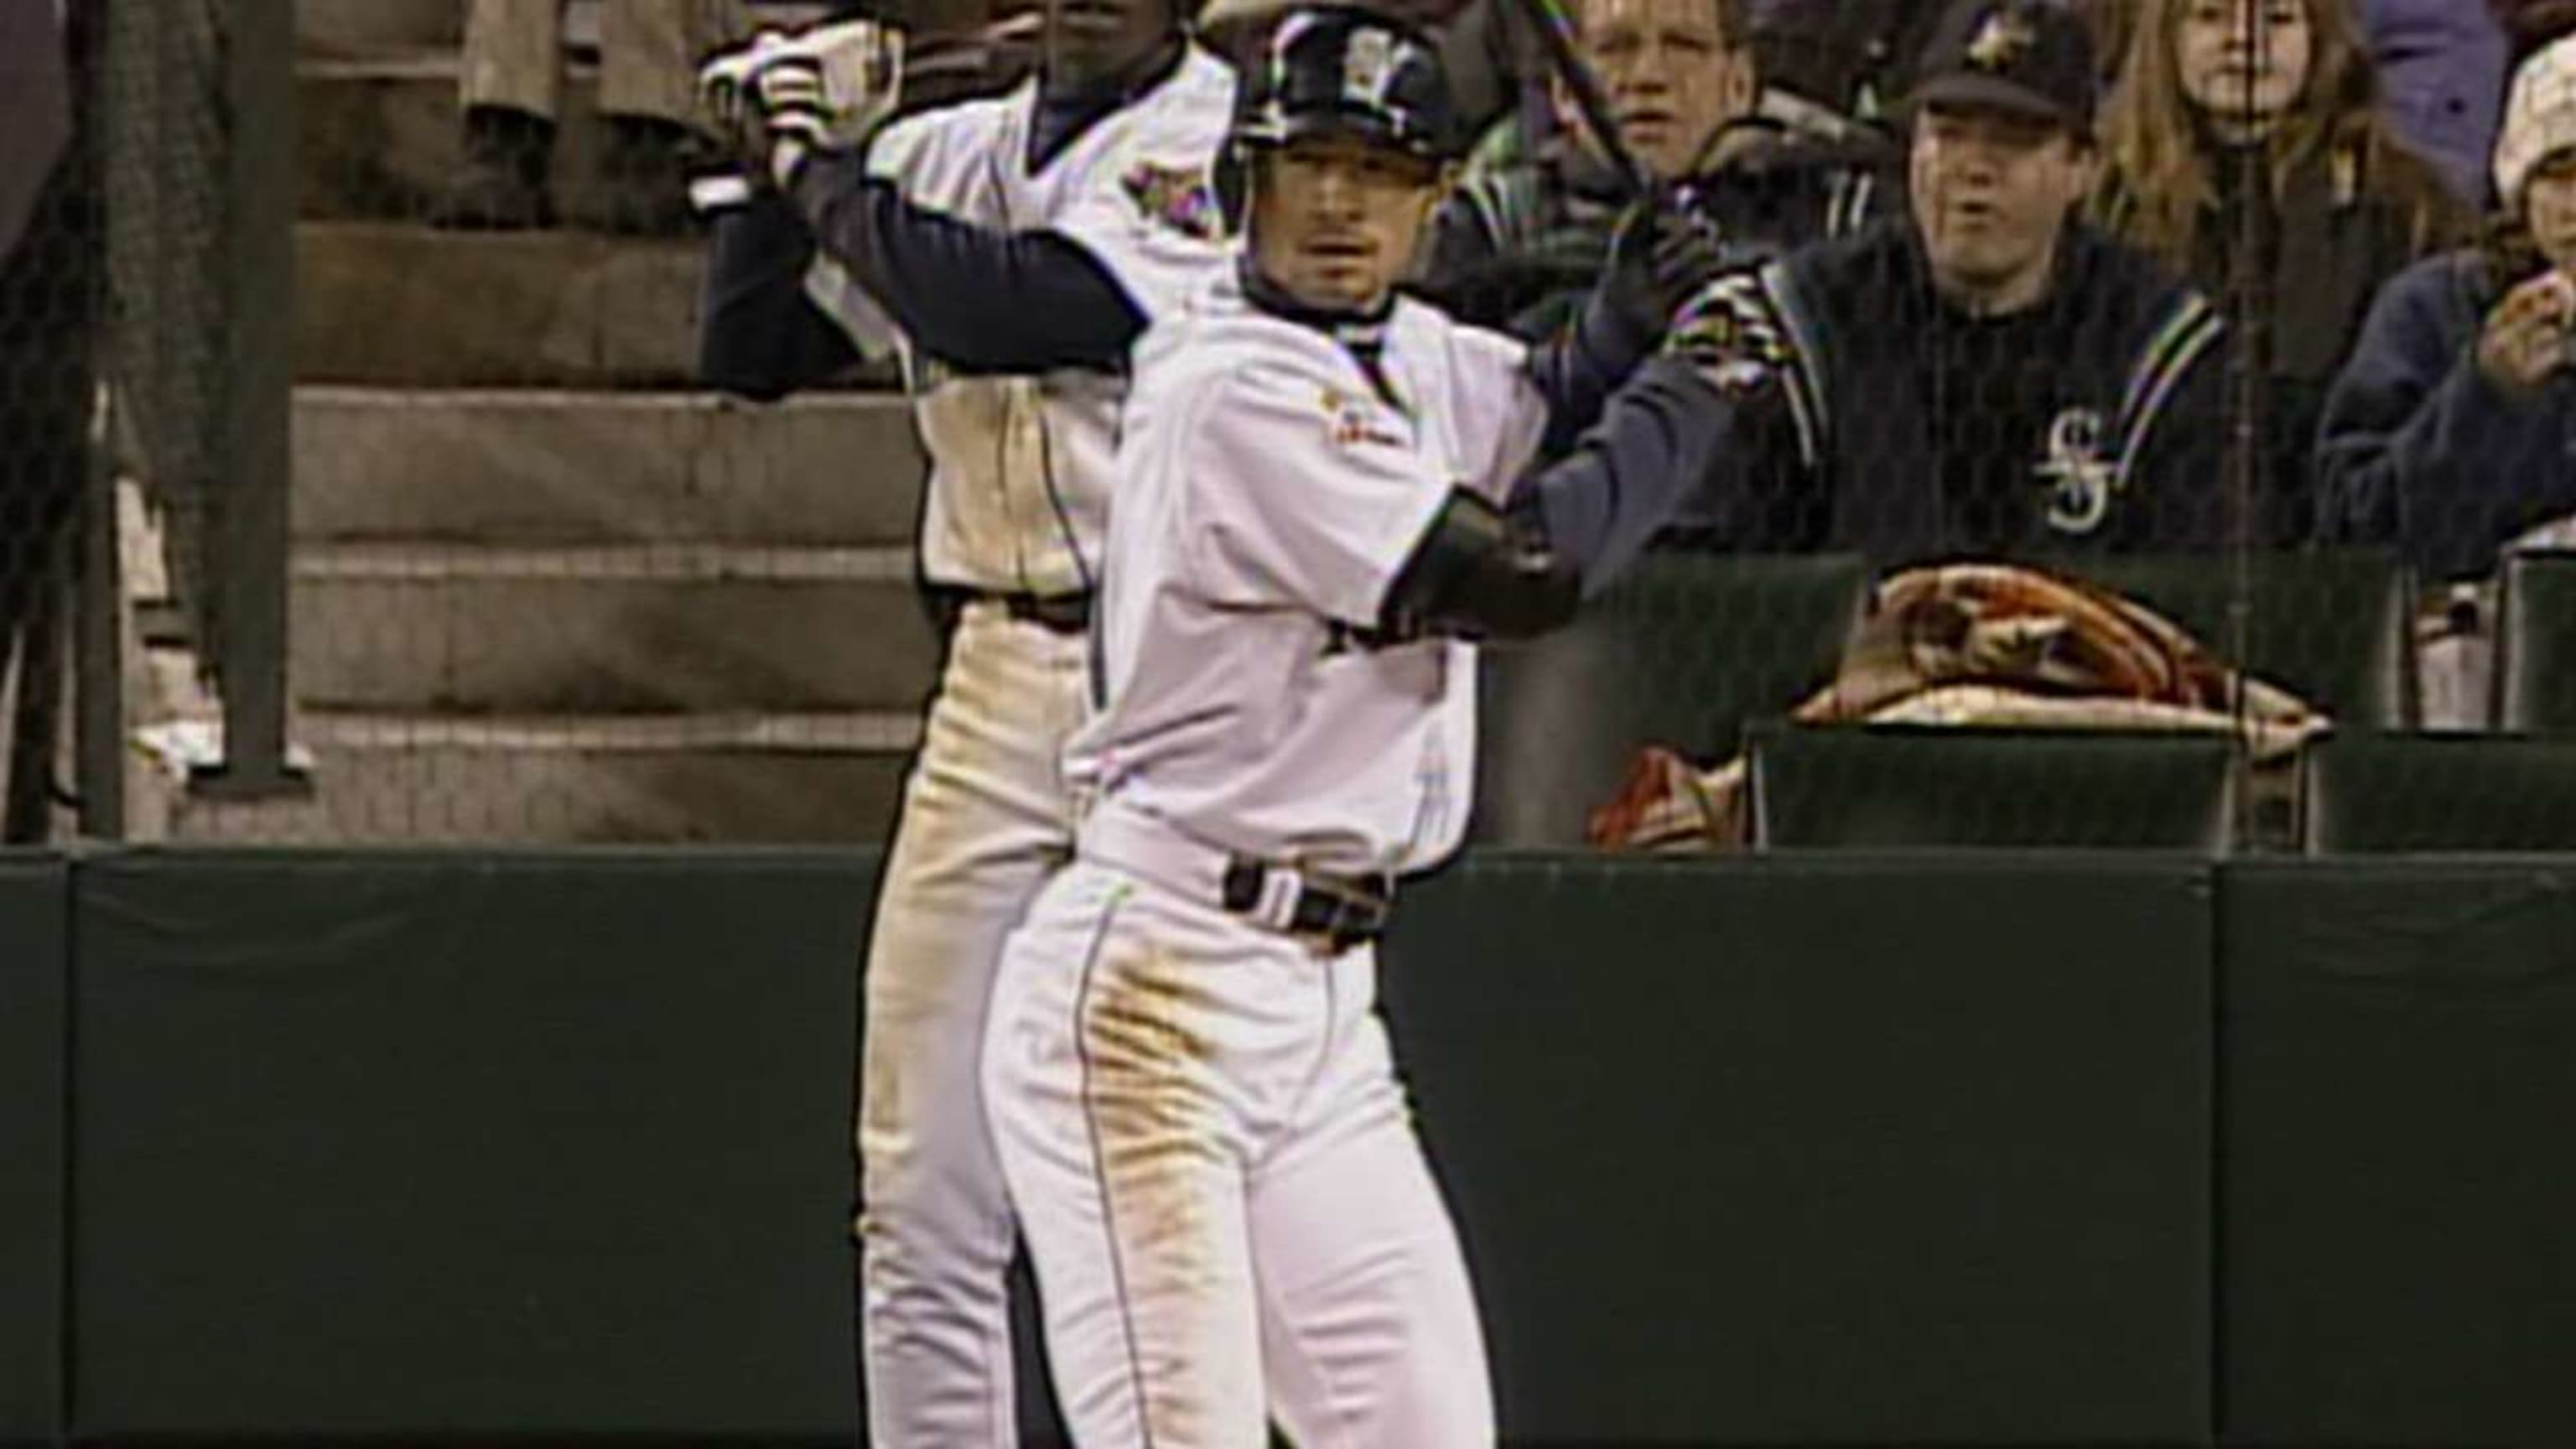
[1509,0,1651,199]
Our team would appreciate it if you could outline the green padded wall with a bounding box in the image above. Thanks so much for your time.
[1384,854,2215,1446]
[0,855,65,1449]
[70,850,877,1445]
[2221,860,2576,1447]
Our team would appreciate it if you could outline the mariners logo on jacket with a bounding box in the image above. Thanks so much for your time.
[1121,161,1221,240]
[2036,408,2118,536]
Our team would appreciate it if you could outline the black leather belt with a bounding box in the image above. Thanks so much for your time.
[1220,857,1395,949]
[997,591,1093,635]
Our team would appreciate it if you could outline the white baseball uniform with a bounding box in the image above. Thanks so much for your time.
[981,266,1550,1447]
[797,45,1238,1447]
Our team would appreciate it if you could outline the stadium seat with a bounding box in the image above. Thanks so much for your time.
[1473,552,1870,848]
[1748,724,2239,851]
[2498,551,2576,735]
[2056,548,2418,730]
[2303,734,2576,852]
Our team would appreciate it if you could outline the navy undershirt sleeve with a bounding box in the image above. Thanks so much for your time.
[1523,288,1659,459]
[786,149,1148,373]
[1513,355,1735,595]
[699,190,863,401]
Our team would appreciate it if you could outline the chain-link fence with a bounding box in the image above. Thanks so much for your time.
[8,0,2575,849]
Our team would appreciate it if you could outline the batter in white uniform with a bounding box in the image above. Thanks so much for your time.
[698,6,1233,1443]
[978,8,1763,1443]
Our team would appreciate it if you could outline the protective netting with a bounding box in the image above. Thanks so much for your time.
[5,0,2572,847]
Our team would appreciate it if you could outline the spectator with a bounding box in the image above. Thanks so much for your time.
[2316,32,2576,579]
[1666,0,2228,566]
[2361,0,2509,206]
[2094,0,2464,543]
[1423,0,1888,339]
[433,0,745,234]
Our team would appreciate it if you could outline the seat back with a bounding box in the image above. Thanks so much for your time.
[1750,724,2238,851]
[2498,551,2576,735]
[1474,553,1869,847]
[2304,734,2576,852]
[2061,549,2418,730]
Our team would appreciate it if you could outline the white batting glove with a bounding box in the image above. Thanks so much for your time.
[745,21,906,188]
[698,29,792,143]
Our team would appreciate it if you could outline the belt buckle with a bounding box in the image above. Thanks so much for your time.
[1223,857,1394,947]
[1220,857,1304,932]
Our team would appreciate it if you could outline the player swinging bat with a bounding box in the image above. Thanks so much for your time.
[694,1,1236,1442]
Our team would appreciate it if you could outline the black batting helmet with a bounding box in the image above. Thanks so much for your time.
[1233,6,1458,160]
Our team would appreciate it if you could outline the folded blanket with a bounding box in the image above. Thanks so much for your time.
[1587,563,2331,851]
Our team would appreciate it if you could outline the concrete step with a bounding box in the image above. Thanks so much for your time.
[164,709,917,844]
[294,387,925,546]
[298,1,460,60]
[299,221,709,387]
[293,543,943,713]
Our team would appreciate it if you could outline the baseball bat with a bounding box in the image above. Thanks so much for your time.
[1504,0,1650,198]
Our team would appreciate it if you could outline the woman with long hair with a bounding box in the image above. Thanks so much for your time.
[2096,0,2465,542]
[2316,33,2576,579]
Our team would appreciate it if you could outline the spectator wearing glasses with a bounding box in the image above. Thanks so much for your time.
[2093,0,2465,544]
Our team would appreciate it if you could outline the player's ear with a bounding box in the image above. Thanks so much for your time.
[1719,42,1756,117]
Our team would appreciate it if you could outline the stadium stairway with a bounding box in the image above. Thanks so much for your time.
[164,31,932,844]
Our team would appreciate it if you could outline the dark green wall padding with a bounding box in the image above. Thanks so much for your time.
[0,856,65,1449]
[5,849,2576,1446]
[2220,860,2576,1449]
[1384,854,2215,1446]
[69,850,876,1446]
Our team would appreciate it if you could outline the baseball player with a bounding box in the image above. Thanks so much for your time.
[695,3,1238,1443]
[976,8,1760,1443]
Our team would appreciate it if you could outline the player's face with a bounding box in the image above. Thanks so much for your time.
[1042,0,1171,86]
[1567,0,1754,180]
[2528,150,2576,276]
[2174,0,2314,143]
[1909,102,2093,314]
[1249,134,1446,314]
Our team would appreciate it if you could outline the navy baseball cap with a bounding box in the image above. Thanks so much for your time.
[1902,0,2097,134]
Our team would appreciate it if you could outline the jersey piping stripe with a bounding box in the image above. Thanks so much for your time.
[2116,291,2219,446]
[1071,883,1159,1449]
[2111,297,2223,491]
[1756,263,1828,470]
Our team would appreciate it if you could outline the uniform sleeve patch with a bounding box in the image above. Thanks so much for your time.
[1121,161,1221,240]
[1320,386,1406,449]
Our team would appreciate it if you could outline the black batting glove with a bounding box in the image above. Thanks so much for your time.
[1600,189,1729,342]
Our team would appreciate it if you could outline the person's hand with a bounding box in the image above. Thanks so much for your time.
[1601,191,1730,341]
[701,20,906,189]
[699,30,796,163]
[2476,269,2575,397]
